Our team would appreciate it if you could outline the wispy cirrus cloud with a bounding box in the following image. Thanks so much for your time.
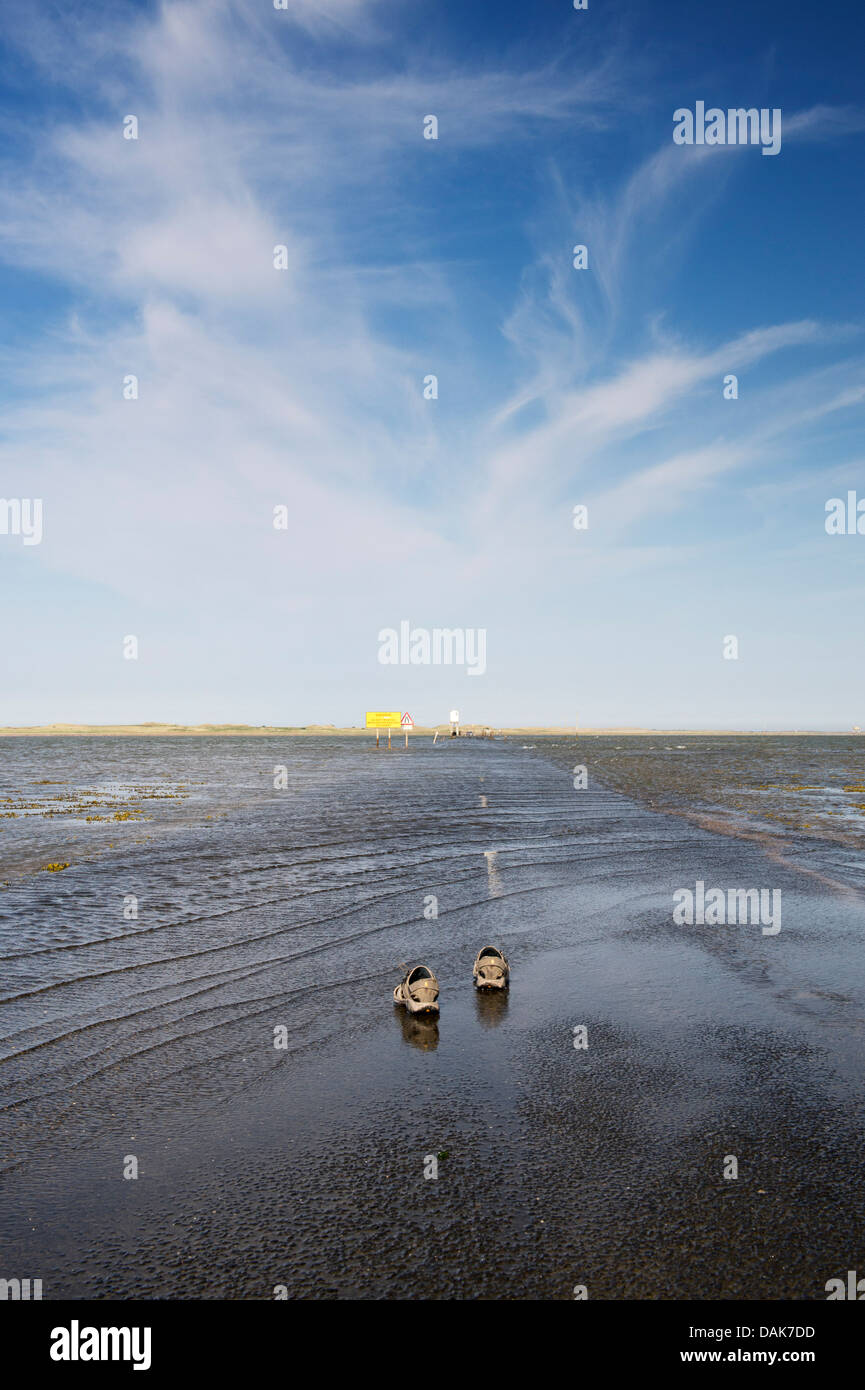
[782,104,865,140]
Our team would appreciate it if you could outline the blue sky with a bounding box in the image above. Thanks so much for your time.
[0,0,864,728]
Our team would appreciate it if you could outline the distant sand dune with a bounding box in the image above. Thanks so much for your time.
[0,723,850,737]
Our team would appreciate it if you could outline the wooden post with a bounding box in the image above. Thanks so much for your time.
[376,730,380,748]
[404,731,408,749]
[387,728,391,750]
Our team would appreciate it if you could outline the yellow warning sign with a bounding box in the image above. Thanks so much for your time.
[365,711,402,729]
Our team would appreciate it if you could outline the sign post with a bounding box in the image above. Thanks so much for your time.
[366,711,403,750]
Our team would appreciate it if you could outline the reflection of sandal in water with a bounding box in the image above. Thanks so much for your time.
[393,965,440,1014]
[399,1011,439,1051]
[472,945,509,990]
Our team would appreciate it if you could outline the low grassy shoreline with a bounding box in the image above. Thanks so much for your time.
[0,724,856,738]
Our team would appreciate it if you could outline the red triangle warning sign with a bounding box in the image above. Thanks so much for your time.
[400,712,414,727]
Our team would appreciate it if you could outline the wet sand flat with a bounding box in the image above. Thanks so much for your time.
[1,737,863,1298]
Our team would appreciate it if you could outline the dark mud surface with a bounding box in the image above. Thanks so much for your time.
[1,737,863,1298]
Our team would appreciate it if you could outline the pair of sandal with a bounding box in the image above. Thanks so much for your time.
[393,947,510,1015]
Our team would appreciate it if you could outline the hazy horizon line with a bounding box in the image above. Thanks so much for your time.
[0,721,861,737]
